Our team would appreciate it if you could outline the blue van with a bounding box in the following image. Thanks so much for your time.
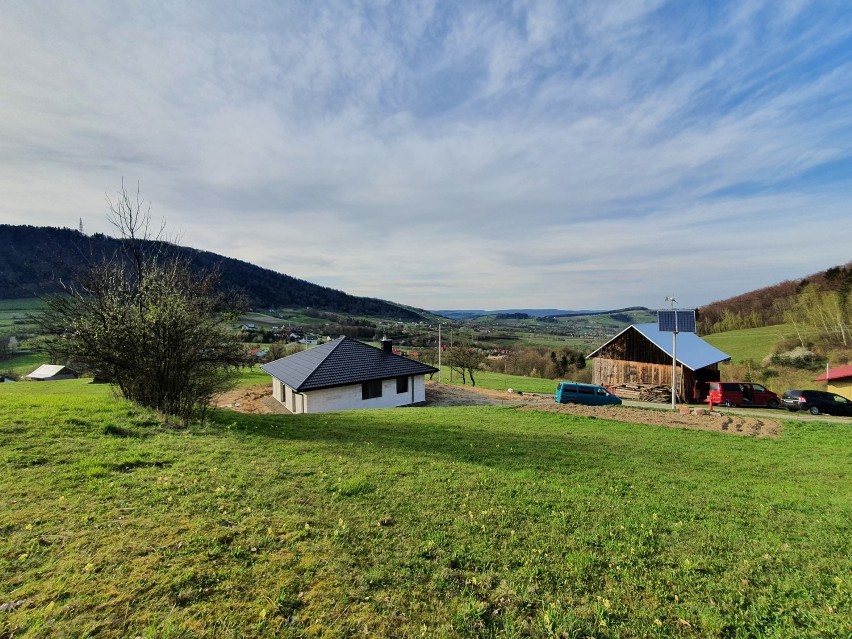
[554,382,622,406]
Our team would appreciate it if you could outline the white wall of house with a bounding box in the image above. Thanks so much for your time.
[270,375,427,414]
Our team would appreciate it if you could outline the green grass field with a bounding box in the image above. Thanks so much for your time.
[702,325,791,364]
[0,352,49,377]
[1,381,849,638]
[0,298,44,341]
[432,366,562,395]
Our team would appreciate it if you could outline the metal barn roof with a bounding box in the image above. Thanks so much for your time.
[261,337,438,392]
[587,323,731,371]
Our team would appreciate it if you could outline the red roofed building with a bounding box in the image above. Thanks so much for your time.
[815,364,852,400]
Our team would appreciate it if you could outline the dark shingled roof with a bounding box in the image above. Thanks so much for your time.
[260,337,439,392]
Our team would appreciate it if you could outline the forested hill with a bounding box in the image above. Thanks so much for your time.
[698,262,852,334]
[0,225,426,320]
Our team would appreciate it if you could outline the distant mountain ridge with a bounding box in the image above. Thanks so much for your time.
[435,306,649,320]
[0,225,427,321]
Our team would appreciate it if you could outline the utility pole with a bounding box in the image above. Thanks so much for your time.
[438,324,442,383]
[665,296,678,410]
[450,327,453,382]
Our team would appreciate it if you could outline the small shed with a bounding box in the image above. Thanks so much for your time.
[587,323,731,402]
[815,364,852,400]
[26,364,79,381]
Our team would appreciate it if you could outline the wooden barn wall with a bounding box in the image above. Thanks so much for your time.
[593,358,695,402]
[591,328,725,401]
[595,329,672,365]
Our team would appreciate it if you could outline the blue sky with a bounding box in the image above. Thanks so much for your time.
[1,1,850,311]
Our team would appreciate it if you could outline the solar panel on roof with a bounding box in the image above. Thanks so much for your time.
[657,309,696,333]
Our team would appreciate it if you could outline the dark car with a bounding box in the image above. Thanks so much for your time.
[781,389,852,416]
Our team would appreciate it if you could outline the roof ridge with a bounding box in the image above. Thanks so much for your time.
[299,337,348,388]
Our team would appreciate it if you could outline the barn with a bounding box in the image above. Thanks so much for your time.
[587,323,731,402]
[261,336,438,414]
[25,364,79,381]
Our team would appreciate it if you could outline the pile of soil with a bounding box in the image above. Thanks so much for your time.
[215,382,781,438]
[214,385,274,414]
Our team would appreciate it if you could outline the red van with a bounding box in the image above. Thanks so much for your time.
[704,382,780,408]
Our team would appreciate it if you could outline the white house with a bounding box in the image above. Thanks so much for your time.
[261,336,438,414]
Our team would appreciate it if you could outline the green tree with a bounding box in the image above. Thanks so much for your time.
[784,284,851,349]
[35,182,246,423]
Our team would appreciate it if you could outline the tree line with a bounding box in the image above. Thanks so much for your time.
[697,263,852,339]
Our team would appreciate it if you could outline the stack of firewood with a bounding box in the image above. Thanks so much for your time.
[610,383,672,403]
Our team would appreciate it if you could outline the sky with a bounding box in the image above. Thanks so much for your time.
[1,1,851,312]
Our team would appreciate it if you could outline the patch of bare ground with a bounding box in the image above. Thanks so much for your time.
[215,384,277,414]
[524,400,780,437]
[425,381,781,437]
[216,382,781,437]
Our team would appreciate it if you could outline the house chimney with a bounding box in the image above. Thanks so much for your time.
[381,336,393,354]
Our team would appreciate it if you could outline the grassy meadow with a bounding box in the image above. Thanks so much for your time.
[0,352,49,377]
[2,380,850,638]
[430,367,561,395]
[0,298,44,326]
[702,326,791,364]
[701,325,833,395]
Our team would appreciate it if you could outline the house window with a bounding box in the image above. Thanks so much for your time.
[396,376,409,394]
[362,380,382,400]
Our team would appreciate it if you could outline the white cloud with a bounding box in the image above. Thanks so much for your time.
[1,0,850,310]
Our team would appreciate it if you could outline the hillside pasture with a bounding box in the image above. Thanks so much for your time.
[701,325,833,394]
[0,352,49,377]
[702,325,790,364]
[0,298,43,341]
[1,380,850,638]
[432,366,566,395]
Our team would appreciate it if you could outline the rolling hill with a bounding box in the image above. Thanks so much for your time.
[0,225,426,321]
[697,261,852,334]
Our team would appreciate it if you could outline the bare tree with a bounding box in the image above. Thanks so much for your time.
[36,182,246,424]
[447,344,485,386]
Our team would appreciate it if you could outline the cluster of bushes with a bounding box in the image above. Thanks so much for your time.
[483,346,591,381]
